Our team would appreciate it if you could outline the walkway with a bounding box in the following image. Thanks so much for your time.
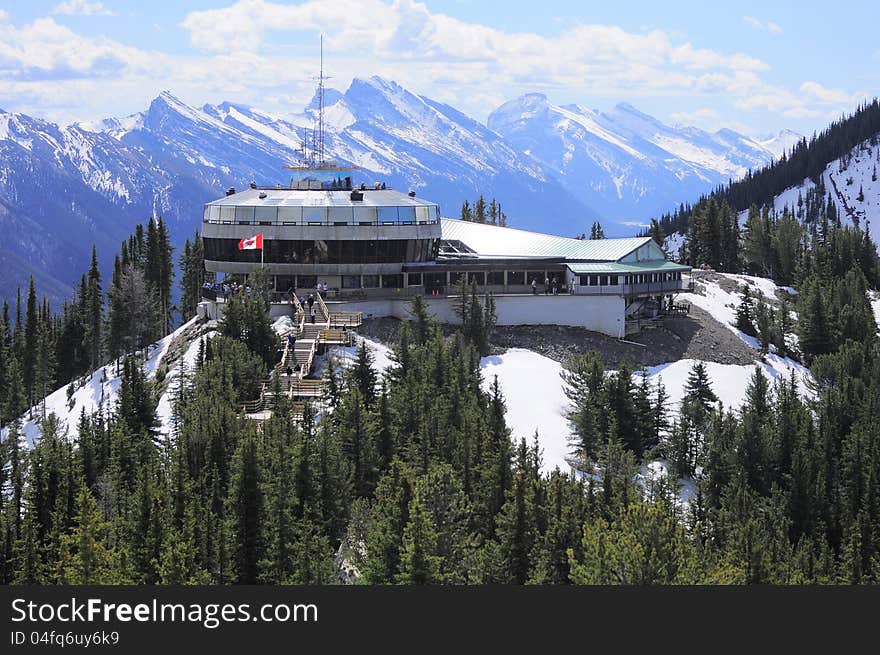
[244,293,362,423]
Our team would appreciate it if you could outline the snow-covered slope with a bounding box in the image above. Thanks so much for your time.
[736,136,880,245]
[481,273,811,475]
[488,94,788,222]
[1,317,202,446]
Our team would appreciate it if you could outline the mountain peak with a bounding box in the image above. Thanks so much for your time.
[610,101,660,125]
[306,87,343,111]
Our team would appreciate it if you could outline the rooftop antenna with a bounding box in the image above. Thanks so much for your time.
[316,34,326,166]
[286,37,359,179]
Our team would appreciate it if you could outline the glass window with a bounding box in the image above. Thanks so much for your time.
[277,206,301,224]
[297,275,317,289]
[255,206,276,224]
[209,206,221,222]
[275,276,296,292]
[220,206,235,223]
[362,275,379,288]
[467,272,485,286]
[303,207,326,224]
[579,275,589,286]
[590,275,599,286]
[487,271,505,285]
[235,206,254,223]
[342,275,361,289]
[378,206,398,223]
[407,273,423,286]
[329,207,353,224]
[382,274,403,289]
[507,271,525,285]
[415,207,430,223]
[398,206,416,223]
[424,272,446,289]
[353,206,377,223]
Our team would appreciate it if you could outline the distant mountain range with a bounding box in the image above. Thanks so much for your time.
[488,94,795,223]
[0,76,798,303]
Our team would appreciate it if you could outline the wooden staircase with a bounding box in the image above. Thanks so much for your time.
[244,294,363,422]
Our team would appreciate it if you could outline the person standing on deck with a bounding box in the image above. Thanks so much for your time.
[310,305,316,324]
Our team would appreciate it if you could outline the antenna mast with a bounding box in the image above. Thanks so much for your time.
[317,34,325,166]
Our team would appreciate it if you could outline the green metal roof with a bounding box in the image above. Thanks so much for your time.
[440,218,653,261]
[567,261,691,274]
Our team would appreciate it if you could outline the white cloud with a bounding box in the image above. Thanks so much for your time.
[52,0,116,16]
[799,81,852,104]
[0,2,861,132]
[743,16,783,34]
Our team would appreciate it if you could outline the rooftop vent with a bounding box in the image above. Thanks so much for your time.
[225,187,236,196]
[249,181,257,189]
[350,190,364,201]
[258,192,268,199]
[408,190,416,197]
[275,183,281,189]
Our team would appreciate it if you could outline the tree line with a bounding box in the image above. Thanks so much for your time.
[460,196,508,226]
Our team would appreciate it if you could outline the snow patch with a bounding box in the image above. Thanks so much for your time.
[480,349,570,475]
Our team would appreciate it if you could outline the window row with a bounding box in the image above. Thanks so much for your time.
[204,204,440,225]
[577,271,683,286]
[204,238,437,264]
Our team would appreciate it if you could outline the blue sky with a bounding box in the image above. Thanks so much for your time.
[1,0,877,137]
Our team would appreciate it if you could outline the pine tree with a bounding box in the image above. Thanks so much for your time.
[735,286,757,337]
[22,276,38,408]
[395,490,442,584]
[365,460,414,583]
[589,222,606,239]
[348,340,378,408]
[57,486,115,584]
[474,196,487,224]
[84,245,103,371]
[460,200,472,222]
[228,432,265,584]
[179,233,205,321]
[755,296,773,354]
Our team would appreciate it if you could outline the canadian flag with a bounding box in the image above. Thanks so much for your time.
[238,234,263,250]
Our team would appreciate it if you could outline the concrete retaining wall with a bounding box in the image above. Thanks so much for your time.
[213,293,625,337]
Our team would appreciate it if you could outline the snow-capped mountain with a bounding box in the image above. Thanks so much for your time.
[0,108,174,304]
[201,77,595,235]
[487,94,786,222]
[757,129,804,160]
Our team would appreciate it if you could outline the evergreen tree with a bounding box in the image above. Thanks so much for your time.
[735,286,757,337]
[396,490,442,584]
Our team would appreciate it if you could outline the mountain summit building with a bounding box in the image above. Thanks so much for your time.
[200,171,691,337]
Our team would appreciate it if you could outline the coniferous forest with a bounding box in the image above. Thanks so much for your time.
[2,123,880,584]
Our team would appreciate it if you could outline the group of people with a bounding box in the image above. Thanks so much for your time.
[530,275,564,295]
[202,279,248,300]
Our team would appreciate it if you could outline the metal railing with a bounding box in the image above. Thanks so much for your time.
[316,293,331,329]
[574,280,692,296]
